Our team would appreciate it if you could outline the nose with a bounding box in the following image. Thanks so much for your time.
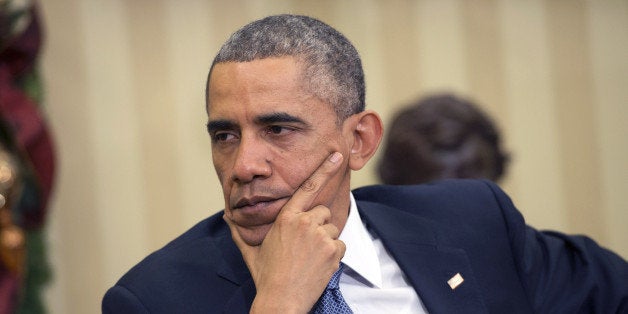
[231,135,272,183]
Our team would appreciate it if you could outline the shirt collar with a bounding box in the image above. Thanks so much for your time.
[339,193,383,288]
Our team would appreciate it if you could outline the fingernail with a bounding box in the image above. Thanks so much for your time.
[329,152,342,163]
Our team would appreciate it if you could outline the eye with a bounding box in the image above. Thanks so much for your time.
[212,131,238,143]
[266,125,294,135]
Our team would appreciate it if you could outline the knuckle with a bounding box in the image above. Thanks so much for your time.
[338,240,346,253]
[328,224,339,236]
[315,225,328,238]
[320,240,336,256]
[297,214,312,227]
[299,178,319,193]
[317,206,332,218]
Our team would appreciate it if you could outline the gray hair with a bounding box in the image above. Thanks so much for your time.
[206,14,365,122]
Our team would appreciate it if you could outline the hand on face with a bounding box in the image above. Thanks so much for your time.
[224,151,346,313]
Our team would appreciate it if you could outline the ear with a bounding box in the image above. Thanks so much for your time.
[346,110,384,171]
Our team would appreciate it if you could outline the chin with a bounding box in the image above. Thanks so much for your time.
[236,225,272,246]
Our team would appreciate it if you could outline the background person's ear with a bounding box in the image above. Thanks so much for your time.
[348,110,384,171]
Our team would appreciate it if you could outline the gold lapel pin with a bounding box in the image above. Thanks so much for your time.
[447,273,464,290]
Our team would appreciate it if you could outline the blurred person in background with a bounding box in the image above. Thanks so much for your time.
[378,93,509,185]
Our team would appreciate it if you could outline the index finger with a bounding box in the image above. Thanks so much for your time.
[280,152,343,215]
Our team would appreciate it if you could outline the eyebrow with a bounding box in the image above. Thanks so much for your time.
[255,112,308,126]
[206,119,237,134]
[206,112,309,134]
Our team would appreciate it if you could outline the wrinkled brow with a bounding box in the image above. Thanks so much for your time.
[206,112,309,134]
[206,119,237,134]
[255,112,307,125]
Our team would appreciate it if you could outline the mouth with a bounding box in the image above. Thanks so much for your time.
[228,195,290,227]
[233,195,284,209]
[231,194,293,214]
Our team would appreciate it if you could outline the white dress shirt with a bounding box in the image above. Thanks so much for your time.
[338,193,429,314]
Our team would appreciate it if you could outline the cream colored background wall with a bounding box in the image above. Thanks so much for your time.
[39,1,627,313]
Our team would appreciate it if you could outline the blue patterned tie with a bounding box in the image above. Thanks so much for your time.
[311,263,353,314]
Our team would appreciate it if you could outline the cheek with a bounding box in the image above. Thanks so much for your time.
[212,152,231,183]
[212,156,233,204]
[280,133,346,183]
[273,148,346,195]
[272,151,314,188]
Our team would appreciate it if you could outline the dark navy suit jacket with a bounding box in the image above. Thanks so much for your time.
[102,180,628,313]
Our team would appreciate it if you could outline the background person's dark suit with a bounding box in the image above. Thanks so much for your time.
[102,180,628,313]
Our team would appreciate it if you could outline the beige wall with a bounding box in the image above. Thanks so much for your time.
[39,1,627,313]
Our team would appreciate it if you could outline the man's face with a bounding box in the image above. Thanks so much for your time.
[207,57,353,246]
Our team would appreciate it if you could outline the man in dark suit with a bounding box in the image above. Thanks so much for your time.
[102,14,627,313]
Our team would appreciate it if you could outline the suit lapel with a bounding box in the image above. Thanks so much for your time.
[358,200,488,314]
[215,233,256,313]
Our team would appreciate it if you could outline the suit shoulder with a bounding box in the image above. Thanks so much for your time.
[104,211,243,312]
[353,179,510,215]
[118,211,228,281]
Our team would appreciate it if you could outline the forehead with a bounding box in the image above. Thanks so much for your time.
[210,57,302,91]
[207,57,331,119]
